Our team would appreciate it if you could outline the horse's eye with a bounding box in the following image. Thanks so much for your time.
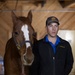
[14,32,19,35]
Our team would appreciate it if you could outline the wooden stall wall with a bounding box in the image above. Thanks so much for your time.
[22,0,75,39]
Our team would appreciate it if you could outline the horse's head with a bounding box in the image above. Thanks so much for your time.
[12,10,37,65]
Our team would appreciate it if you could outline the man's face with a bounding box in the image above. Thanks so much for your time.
[46,23,59,37]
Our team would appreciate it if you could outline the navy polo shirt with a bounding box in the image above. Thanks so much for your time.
[45,35,60,54]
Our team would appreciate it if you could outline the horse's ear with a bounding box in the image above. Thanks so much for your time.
[27,10,32,24]
[11,11,18,25]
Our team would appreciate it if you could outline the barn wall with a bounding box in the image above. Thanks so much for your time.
[22,0,75,39]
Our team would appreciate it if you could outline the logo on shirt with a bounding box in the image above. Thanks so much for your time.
[59,46,65,48]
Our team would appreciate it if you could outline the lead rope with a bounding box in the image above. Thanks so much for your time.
[21,63,25,75]
[21,47,27,75]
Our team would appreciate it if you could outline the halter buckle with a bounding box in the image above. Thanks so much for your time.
[16,44,21,50]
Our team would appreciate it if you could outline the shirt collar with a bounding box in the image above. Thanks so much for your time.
[45,35,60,46]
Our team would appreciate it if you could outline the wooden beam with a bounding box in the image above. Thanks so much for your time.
[58,0,75,8]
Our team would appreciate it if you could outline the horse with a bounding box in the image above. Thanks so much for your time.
[4,10,37,75]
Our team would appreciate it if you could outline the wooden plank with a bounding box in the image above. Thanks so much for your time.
[0,17,11,31]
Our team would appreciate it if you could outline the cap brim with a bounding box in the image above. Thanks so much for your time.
[47,21,59,25]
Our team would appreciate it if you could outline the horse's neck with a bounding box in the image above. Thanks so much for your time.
[7,38,20,58]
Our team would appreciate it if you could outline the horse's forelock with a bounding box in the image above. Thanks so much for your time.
[17,17,32,26]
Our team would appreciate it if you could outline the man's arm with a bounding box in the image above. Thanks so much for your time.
[64,42,74,75]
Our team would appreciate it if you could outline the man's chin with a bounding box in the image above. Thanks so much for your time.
[48,34,57,38]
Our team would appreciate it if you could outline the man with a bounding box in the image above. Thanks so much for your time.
[30,16,74,75]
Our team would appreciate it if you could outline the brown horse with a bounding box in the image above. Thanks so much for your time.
[4,10,37,75]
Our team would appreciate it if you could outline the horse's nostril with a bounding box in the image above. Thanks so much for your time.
[23,54,34,65]
[24,54,34,61]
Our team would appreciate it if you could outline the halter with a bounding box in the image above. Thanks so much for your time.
[13,37,33,50]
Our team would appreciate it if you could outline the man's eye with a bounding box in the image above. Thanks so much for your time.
[55,25,58,27]
[48,25,52,27]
